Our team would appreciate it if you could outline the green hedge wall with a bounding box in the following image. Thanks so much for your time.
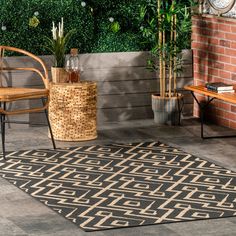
[88,0,147,52]
[0,0,94,55]
[0,0,191,55]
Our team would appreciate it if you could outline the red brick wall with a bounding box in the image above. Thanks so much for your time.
[192,14,236,129]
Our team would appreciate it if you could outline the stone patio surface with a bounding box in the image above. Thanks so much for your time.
[0,118,236,236]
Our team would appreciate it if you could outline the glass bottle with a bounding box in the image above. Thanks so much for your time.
[64,54,71,83]
[65,48,80,83]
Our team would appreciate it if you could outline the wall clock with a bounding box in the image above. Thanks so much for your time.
[207,0,236,14]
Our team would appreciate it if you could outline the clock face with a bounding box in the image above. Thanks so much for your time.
[207,0,235,14]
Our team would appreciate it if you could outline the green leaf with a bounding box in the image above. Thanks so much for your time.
[110,22,121,33]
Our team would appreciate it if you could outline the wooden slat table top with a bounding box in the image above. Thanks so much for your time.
[184,85,236,104]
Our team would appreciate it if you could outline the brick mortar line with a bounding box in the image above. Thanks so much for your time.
[192,48,236,56]
[192,26,235,35]
[191,32,236,42]
[192,40,230,46]
[193,56,236,72]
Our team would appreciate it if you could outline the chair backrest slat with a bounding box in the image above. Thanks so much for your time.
[0,46,49,89]
[0,47,5,87]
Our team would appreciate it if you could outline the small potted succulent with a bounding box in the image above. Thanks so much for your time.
[44,18,75,83]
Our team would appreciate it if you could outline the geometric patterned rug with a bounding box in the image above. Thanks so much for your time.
[0,142,236,231]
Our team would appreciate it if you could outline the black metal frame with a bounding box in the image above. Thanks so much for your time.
[0,98,56,160]
[177,95,185,125]
[191,91,236,139]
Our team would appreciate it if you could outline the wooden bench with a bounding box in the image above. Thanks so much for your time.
[184,85,236,139]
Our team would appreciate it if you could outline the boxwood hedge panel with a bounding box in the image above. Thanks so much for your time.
[0,0,192,55]
[0,0,94,55]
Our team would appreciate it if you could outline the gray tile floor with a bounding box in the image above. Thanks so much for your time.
[0,118,236,236]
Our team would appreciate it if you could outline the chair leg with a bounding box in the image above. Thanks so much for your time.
[0,103,2,129]
[1,114,6,160]
[1,102,6,160]
[41,98,56,149]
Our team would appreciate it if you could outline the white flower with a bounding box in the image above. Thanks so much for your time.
[140,26,144,31]
[34,11,39,16]
[58,22,61,37]
[52,18,64,40]
[58,18,64,38]
[81,1,86,7]
[60,17,64,37]
[109,17,114,23]
[52,21,57,40]
[1,25,6,31]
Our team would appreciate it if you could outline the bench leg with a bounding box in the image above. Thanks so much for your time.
[191,92,236,139]
[200,105,204,139]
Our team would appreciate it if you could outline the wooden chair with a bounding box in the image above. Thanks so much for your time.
[0,46,56,159]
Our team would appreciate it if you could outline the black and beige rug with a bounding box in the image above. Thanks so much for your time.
[0,142,236,231]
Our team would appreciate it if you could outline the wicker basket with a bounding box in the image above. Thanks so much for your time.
[49,82,97,141]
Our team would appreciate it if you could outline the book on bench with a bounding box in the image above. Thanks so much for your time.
[205,82,234,91]
[207,89,235,93]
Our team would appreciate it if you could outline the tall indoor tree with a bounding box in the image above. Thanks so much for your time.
[139,0,197,124]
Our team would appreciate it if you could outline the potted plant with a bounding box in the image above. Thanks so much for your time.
[44,18,75,83]
[140,0,196,125]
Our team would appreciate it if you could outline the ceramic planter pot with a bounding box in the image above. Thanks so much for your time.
[51,67,68,83]
[152,93,183,125]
